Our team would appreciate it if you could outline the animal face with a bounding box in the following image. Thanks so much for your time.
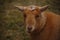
[15,5,48,33]
[23,7,41,33]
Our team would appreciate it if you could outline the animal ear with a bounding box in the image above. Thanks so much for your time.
[14,5,26,11]
[39,5,49,12]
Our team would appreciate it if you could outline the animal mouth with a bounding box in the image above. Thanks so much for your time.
[27,30,31,33]
[27,29,32,33]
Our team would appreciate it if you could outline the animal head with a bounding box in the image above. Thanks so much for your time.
[15,5,48,33]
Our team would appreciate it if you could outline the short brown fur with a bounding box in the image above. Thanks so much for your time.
[30,11,60,40]
[16,5,60,40]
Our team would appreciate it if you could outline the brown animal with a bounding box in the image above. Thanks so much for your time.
[15,5,60,40]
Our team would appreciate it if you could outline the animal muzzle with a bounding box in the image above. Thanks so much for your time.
[26,26,35,33]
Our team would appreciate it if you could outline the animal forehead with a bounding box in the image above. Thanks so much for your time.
[26,5,39,10]
[24,5,40,15]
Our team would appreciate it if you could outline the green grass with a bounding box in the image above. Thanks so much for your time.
[0,0,60,40]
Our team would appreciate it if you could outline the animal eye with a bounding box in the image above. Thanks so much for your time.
[35,15,39,18]
[24,14,26,18]
[32,9,35,11]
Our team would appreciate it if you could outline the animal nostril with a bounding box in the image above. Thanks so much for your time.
[28,27,32,31]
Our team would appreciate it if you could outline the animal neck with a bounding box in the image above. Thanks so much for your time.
[39,12,47,31]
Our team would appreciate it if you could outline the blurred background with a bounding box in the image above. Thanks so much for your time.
[0,0,60,40]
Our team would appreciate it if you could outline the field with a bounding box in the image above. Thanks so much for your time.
[0,0,60,40]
